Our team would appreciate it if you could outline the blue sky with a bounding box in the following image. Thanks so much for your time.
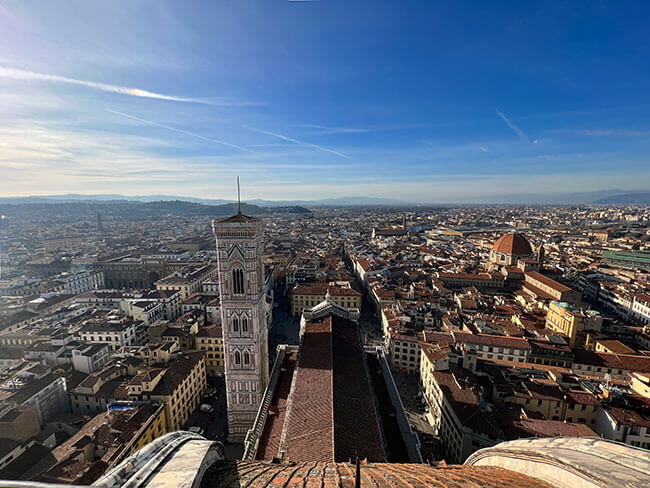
[1,0,649,202]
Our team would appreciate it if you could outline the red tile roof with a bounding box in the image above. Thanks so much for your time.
[524,271,571,293]
[492,233,533,256]
[572,349,650,374]
[282,315,386,463]
[454,331,532,350]
[283,320,335,462]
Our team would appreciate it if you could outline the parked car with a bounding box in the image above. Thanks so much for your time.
[200,404,214,413]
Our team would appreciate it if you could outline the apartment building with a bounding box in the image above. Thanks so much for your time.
[632,294,650,325]
[195,325,224,376]
[596,402,650,449]
[545,301,603,347]
[155,264,218,300]
[290,282,361,316]
[454,332,531,363]
[427,365,502,463]
[79,318,149,351]
[120,300,164,325]
[71,343,110,374]
[141,351,207,431]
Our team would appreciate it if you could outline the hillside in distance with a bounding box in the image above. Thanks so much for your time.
[0,200,311,223]
[0,194,406,207]
[594,192,650,205]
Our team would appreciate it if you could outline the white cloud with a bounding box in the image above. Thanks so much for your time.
[0,66,210,104]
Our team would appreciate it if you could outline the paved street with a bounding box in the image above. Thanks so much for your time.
[184,375,228,442]
[358,290,383,346]
[269,282,300,354]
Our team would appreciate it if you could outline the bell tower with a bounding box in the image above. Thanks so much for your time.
[212,179,269,441]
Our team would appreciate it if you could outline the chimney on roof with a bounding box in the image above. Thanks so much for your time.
[237,176,242,215]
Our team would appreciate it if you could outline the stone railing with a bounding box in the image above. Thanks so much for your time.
[242,344,295,460]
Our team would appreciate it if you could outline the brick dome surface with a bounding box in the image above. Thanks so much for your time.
[492,233,533,256]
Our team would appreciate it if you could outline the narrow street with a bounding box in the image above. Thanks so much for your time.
[269,281,300,356]
[358,288,383,346]
[184,375,228,442]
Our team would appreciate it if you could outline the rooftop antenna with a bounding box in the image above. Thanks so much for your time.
[237,176,241,215]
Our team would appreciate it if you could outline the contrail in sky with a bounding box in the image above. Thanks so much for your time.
[243,125,350,159]
[0,66,209,104]
[106,109,252,153]
[496,110,529,141]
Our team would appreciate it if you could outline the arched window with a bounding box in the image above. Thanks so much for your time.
[234,351,241,365]
[242,317,248,333]
[233,317,239,332]
[243,351,250,365]
[232,268,244,294]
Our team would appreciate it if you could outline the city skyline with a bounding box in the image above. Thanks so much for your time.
[2,1,650,201]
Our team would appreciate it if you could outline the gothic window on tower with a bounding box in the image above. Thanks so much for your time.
[244,351,250,365]
[234,351,241,366]
[232,268,244,294]
[233,317,239,332]
[242,316,248,333]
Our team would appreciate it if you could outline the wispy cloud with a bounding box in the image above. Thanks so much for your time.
[242,125,351,159]
[296,122,425,135]
[295,123,368,135]
[479,146,488,152]
[105,109,252,153]
[0,66,211,104]
[496,110,529,141]
[576,129,650,137]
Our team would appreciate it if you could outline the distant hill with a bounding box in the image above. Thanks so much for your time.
[2,190,649,206]
[594,192,650,205]
[0,200,311,222]
[470,189,650,205]
[0,194,406,207]
[0,194,233,205]
[248,196,407,207]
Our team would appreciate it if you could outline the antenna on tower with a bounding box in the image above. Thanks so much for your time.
[237,176,241,215]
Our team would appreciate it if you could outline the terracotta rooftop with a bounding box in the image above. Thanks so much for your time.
[573,349,650,373]
[454,331,532,350]
[524,271,571,293]
[595,339,636,355]
[492,233,533,256]
[200,460,554,488]
[283,320,335,462]
[280,315,386,463]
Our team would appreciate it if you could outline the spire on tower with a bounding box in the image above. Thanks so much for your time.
[237,176,241,215]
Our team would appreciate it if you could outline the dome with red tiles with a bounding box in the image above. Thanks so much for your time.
[492,233,533,257]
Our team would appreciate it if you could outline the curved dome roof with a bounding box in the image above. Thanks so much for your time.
[492,233,533,256]
[205,460,555,488]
